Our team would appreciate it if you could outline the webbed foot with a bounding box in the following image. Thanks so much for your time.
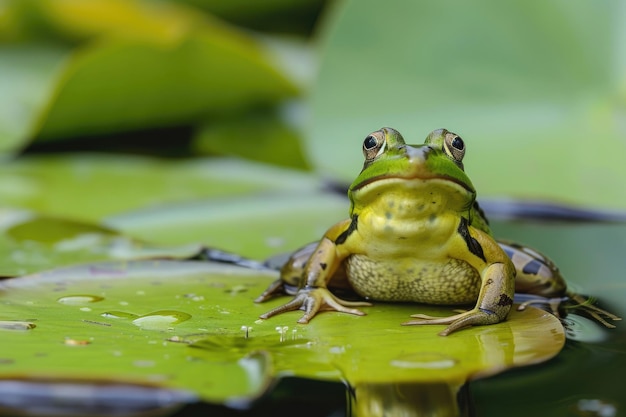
[517,292,621,329]
[567,293,621,328]
[403,308,501,336]
[259,287,371,323]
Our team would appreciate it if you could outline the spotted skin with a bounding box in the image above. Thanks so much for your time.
[347,255,480,304]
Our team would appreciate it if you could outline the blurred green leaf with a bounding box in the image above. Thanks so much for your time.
[35,33,298,141]
[0,260,564,415]
[193,104,311,170]
[0,0,299,155]
[0,45,69,154]
[172,0,327,35]
[309,0,626,209]
[0,155,318,222]
[105,192,347,259]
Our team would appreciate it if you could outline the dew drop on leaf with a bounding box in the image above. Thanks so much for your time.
[0,321,36,331]
[132,310,192,330]
[57,295,104,305]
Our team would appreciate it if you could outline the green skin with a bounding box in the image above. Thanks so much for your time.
[255,128,619,335]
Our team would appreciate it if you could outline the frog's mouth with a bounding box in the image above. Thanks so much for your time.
[351,173,474,194]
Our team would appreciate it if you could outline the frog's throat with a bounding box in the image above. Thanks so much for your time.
[351,174,474,194]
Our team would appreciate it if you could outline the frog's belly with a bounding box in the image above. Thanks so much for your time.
[345,255,481,305]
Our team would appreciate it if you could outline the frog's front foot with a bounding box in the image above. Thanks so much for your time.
[258,287,371,324]
[403,308,502,336]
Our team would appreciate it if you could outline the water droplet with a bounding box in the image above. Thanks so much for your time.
[133,360,155,368]
[0,321,36,331]
[57,295,104,305]
[64,338,91,346]
[390,352,457,369]
[80,307,92,312]
[226,285,248,295]
[132,310,191,330]
[329,346,345,354]
[101,311,139,320]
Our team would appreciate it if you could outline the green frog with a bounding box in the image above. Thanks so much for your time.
[255,128,620,335]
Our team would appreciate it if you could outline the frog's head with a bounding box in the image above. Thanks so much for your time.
[348,127,477,213]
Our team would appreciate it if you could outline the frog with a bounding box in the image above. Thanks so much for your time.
[255,127,620,335]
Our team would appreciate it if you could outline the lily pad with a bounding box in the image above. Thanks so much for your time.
[0,260,565,416]
[105,191,347,259]
[0,155,318,222]
[0,210,202,276]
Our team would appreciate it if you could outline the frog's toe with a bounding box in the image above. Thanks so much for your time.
[259,293,307,319]
[403,309,501,336]
[255,279,291,303]
[260,287,371,323]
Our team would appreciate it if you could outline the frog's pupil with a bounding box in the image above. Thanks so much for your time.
[364,136,377,150]
[452,137,464,150]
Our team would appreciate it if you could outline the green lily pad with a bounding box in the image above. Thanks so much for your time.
[309,0,626,210]
[0,260,565,416]
[0,155,318,222]
[105,191,347,259]
[0,210,202,276]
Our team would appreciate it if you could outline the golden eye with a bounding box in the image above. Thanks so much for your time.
[362,130,387,161]
[443,132,465,164]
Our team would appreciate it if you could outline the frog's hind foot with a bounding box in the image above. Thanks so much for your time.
[565,292,621,329]
[255,279,294,303]
[516,293,621,329]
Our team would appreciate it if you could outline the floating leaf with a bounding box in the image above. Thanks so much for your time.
[105,192,347,259]
[0,260,564,416]
[0,155,318,222]
[0,210,202,276]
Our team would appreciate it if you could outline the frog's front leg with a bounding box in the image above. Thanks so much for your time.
[258,230,371,323]
[404,229,516,336]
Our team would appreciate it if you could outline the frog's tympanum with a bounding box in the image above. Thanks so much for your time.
[256,128,620,335]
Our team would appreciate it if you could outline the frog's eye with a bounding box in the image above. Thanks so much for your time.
[443,132,465,166]
[362,132,387,160]
[363,135,378,151]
